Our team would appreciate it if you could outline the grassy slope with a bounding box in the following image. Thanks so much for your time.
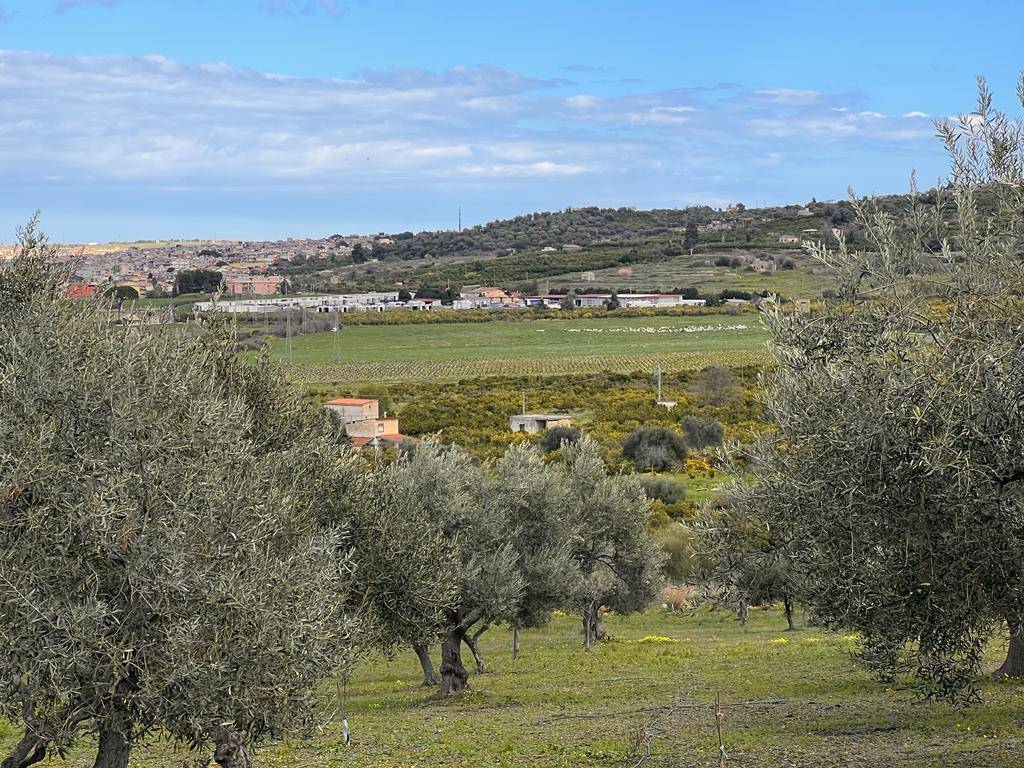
[10,608,1022,767]
[544,251,835,296]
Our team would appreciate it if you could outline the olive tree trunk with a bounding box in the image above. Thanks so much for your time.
[413,643,440,686]
[993,616,1024,680]
[784,596,795,631]
[1,735,47,768]
[512,626,521,661]
[463,625,488,674]
[439,627,469,696]
[92,710,132,768]
[212,727,254,768]
[582,602,606,651]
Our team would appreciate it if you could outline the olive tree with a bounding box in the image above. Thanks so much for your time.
[472,443,578,666]
[681,415,724,450]
[365,441,486,689]
[697,495,798,630]
[688,366,741,407]
[725,77,1024,697]
[0,227,451,767]
[372,442,522,695]
[564,437,665,649]
[384,441,580,693]
[538,425,581,453]
[622,426,688,472]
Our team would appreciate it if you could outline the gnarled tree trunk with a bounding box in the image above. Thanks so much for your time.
[463,624,488,674]
[413,643,439,686]
[439,627,469,696]
[92,709,132,768]
[993,616,1024,680]
[512,626,521,661]
[783,595,795,631]
[212,727,254,768]
[2,734,47,768]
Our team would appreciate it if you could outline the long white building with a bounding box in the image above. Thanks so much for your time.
[193,292,400,314]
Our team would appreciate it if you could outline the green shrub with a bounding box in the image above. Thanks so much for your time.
[622,426,688,472]
[539,425,582,453]
[638,474,687,504]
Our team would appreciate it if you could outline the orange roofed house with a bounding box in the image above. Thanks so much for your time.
[324,397,415,448]
[64,283,100,299]
[224,275,284,296]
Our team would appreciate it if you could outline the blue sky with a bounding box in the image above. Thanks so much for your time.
[1,0,1021,242]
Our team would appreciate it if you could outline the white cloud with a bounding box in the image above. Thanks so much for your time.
[0,49,940,197]
[751,88,823,106]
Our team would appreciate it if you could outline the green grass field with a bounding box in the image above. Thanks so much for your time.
[265,313,771,383]
[10,608,1022,767]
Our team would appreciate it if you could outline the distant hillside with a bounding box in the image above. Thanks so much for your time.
[279,192,948,297]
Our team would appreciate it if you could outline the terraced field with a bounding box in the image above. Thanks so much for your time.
[544,249,836,296]
[264,313,770,383]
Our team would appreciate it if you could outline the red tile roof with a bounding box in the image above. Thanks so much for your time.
[327,397,377,406]
[65,284,99,299]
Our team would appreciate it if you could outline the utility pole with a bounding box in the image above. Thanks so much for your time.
[522,391,527,415]
[656,361,663,403]
[458,206,462,232]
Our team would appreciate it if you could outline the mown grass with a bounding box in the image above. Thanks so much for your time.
[266,313,767,365]
[9,608,1024,767]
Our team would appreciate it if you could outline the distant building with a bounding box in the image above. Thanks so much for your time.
[64,283,100,299]
[751,258,777,274]
[540,246,558,252]
[324,397,414,448]
[224,275,284,296]
[525,294,567,309]
[193,292,400,314]
[795,298,812,316]
[580,271,596,282]
[778,235,800,244]
[456,286,519,309]
[572,293,706,309]
[405,297,441,310]
[562,244,584,252]
[509,413,573,434]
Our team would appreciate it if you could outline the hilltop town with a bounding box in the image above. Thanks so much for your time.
[9,196,897,302]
